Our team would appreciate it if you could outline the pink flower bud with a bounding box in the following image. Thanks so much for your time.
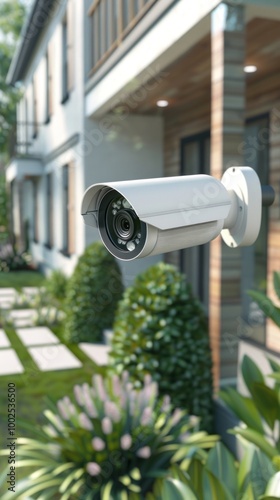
[78,412,93,430]
[93,375,107,401]
[104,401,121,423]
[57,400,69,420]
[92,437,106,451]
[74,385,84,406]
[86,462,101,476]
[137,446,151,459]
[140,407,153,426]
[120,434,132,450]
[101,417,112,435]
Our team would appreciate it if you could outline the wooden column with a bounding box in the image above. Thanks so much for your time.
[210,2,246,389]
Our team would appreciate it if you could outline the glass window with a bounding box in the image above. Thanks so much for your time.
[180,132,210,313]
[62,165,69,253]
[33,180,39,242]
[62,164,75,255]
[45,52,50,123]
[62,18,68,102]
[32,78,38,139]
[46,174,54,248]
[241,115,269,344]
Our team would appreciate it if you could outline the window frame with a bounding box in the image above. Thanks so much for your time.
[32,77,38,139]
[61,16,69,104]
[45,173,54,249]
[61,162,75,257]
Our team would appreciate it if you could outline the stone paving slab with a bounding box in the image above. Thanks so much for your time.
[0,298,16,309]
[16,327,59,346]
[0,288,17,297]
[0,288,18,309]
[28,345,82,371]
[22,287,41,298]
[79,343,110,366]
[0,330,10,348]
[0,349,24,375]
[8,309,36,328]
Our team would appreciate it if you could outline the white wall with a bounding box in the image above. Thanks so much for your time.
[82,113,164,286]
[18,0,84,158]
[14,0,86,273]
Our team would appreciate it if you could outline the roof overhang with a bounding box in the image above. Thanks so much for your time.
[85,0,280,118]
[6,157,44,183]
[6,0,58,86]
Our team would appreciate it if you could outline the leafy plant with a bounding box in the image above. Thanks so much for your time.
[44,269,69,305]
[248,271,280,328]
[110,262,213,430]
[150,442,277,500]
[64,242,123,343]
[0,244,30,272]
[220,354,280,461]
[0,374,219,499]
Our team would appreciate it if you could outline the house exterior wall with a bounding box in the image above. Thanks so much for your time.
[7,0,280,387]
[164,19,280,382]
[13,0,86,274]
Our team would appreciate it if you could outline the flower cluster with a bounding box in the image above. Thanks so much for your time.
[4,373,217,500]
[41,372,198,498]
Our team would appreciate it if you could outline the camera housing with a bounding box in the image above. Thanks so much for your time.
[81,167,262,261]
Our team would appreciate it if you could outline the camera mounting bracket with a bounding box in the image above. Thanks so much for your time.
[221,166,263,248]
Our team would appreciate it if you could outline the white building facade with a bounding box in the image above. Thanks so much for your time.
[7,0,280,387]
[6,0,163,284]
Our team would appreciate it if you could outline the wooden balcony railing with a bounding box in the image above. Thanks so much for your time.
[88,0,158,73]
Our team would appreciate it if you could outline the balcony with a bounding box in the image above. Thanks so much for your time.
[5,124,44,184]
[88,0,158,73]
[6,156,43,183]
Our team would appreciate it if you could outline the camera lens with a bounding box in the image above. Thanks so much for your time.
[114,211,135,240]
[98,190,147,260]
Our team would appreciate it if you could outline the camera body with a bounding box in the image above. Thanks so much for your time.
[81,167,262,261]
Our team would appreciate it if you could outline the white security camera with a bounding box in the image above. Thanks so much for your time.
[81,167,274,261]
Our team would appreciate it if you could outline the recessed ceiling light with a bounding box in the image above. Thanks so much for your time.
[244,65,257,73]
[156,100,169,108]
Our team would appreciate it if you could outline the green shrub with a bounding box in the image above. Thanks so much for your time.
[248,270,280,328]
[220,354,280,461]
[110,262,213,430]
[0,374,218,499]
[0,244,30,272]
[45,269,69,304]
[63,242,123,343]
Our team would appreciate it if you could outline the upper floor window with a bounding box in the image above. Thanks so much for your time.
[46,173,54,248]
[62,0,74,103]
[45,45,53,122]
[62,162,75,255]
[89,0,158,73]
[32,77,38,139]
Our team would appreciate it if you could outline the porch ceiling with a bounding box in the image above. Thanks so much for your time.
[117,17,280,116]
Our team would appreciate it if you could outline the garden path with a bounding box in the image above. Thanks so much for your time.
[0,287,110,375]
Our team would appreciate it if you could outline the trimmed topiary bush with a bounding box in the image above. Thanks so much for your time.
[110,262,213,430]
[45,269,69,305]
[63,242,123,344]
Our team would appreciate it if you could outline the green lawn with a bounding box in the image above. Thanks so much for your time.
[0,323,107,493]
[0,325,106,429]
[0,274,108,489]
[0,270,46,290]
